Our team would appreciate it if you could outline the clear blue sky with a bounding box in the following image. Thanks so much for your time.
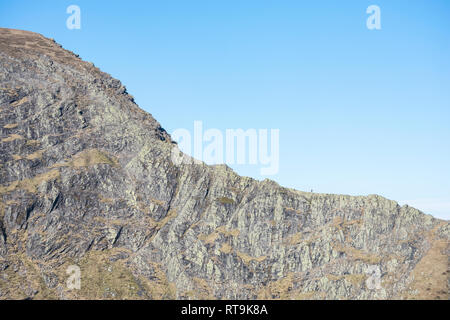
[1,1,449,219]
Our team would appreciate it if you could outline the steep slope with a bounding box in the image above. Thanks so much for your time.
[0,28,448,300]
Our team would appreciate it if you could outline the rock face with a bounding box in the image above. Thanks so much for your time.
[0,28,448,300]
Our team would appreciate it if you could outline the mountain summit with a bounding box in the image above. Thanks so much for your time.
[0,28,448,300]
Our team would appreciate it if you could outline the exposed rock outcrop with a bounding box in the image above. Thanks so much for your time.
[0,28,448,300]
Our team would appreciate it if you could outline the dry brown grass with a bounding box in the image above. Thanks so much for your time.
[10,96,28,107]
[217,197,234,205]
[53,249,176,300]
[236,250,266,265]
[198,232,220,244]
[70,149,118,167]
[345,274,367,286]
[257,273,295,299]
[156,209,177,229]
[216,226,240,237]
[219,243,232,254]
[198,226,240,245]
[2,134,23,142]
[0,252,58,299]
[52,149,119,168]
[25,139,40,146]
[13,150,44,161]
[333,244,382,265]
[400,225,449,300]
[150,198,165,206]
[294,291,318,300]
[3,123,18,129]
[0,169,60,194]
[284,232,303,245]
[25,150,44,160]
[190,277,214,299]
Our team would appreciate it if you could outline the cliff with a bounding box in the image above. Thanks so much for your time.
[0,28,448,300]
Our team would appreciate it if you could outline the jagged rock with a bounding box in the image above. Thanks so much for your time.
[0,28,448,300]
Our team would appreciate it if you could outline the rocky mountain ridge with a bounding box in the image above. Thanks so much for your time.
[0,28,448,300]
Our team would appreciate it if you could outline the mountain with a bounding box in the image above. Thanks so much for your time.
[0,28,448,300]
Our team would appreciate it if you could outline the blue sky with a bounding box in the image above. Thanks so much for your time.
[1,1,449,219]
